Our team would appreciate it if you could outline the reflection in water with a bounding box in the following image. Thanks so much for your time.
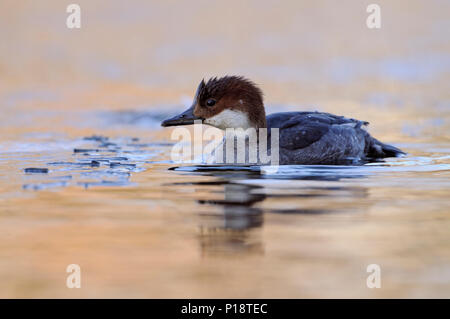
[170,165,371,256]
[197,183,265,256]
[198,183,267,206]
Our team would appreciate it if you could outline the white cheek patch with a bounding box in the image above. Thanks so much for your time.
[204,109,251,130]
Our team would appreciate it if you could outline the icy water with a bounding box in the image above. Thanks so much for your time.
[0,0,449,297]
[0,108,449,298]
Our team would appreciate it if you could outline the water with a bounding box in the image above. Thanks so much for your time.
[0,107,448,298]
[0,0,449,298]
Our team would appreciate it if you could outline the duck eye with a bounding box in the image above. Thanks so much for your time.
[206,99,216,107]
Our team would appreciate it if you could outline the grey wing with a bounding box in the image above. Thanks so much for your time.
[267,112,367,150]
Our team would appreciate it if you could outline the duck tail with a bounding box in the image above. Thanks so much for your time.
[366,136,406,159]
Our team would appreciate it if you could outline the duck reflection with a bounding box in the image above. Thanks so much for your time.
[169,165,371,256]
[197,183,265,256]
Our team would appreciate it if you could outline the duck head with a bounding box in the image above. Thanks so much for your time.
[161,76,267,130]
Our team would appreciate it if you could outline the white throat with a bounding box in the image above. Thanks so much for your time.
[203,109,252,130]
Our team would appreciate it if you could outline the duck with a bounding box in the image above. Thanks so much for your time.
[161,76,405,165]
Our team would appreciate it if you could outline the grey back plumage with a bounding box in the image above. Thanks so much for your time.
[266,112,403,165]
